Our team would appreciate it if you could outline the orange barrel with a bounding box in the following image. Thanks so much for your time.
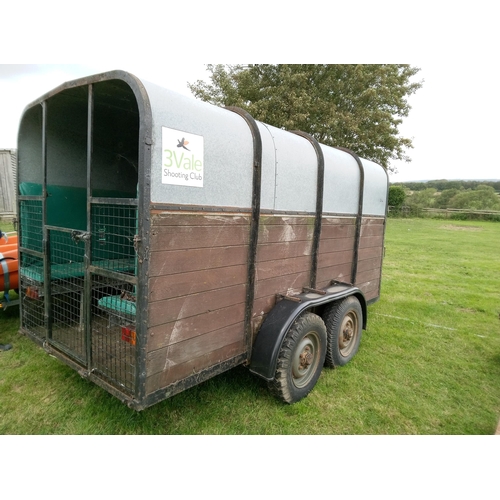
[0,232,18,247]
[0,243,18,253]
[0,249,19,292]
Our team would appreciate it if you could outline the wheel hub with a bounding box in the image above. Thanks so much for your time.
[339,314,357,352]
[292,333,320,388]
[343,323,353,342]
[299,346,313,370]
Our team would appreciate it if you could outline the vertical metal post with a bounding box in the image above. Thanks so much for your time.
[85,84,94,366]
[335,147,364,285]
[290,131,324,289]
[133,85,153,406]
[224,106,262,363]
[378,168,390,299]
[16,124,22,325]
[41,101,53,340]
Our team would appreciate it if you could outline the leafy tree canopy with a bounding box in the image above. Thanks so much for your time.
[188,64,422,172]
[394,179,500,192]
[406,188,438,209]
[400,184,500,211]
[434,188,461,208]
[388,185,407,209]
[448,185,500,211]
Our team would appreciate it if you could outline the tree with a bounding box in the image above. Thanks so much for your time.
[388,185,407,209]
[435,188,461,208]
[448,185,500,211]
[406,188,437,210]
[188,64,422,172]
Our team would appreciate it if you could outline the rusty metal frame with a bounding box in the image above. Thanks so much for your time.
[224,106,262,364]
[334,147,365,285]
[290,130,325,289]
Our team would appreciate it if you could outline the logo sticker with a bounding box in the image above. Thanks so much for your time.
[162,127,204,187]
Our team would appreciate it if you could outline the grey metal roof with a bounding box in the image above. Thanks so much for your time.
[17,70,388,216]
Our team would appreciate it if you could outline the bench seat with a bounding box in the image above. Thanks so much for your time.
[21,258,135,283]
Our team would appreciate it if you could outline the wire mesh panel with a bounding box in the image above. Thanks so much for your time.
[48,228,86,363]
[89,202,138,393]
[19,200,43,252]
[91,204,137,274]
[20,252,46,340]
[19,199,46,341]
[19,204,138,394]
[91,275,137,393]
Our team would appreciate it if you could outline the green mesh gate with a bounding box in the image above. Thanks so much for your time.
[89,202,138,393]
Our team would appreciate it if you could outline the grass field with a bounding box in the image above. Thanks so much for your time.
[1,218,499,434]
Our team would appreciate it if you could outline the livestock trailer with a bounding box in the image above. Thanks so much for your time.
[16,70,388,410]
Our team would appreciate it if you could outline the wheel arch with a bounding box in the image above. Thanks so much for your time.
[249,284,367,381]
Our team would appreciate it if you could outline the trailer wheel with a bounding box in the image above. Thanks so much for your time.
[323,296,362,368]
[268,312,327,404]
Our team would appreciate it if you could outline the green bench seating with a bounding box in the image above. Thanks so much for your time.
[19,182,137,316]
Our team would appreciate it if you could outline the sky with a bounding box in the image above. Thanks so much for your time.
[1,62,499,184]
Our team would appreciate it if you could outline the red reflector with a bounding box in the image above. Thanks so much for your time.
[121,326,136,345]
[26,286,39,299]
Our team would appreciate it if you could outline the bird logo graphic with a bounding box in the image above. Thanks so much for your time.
[177,138,190,151]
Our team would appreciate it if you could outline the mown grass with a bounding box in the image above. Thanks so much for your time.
[1,218,499,434]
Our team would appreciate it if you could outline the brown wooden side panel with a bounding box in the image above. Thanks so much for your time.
[255,255,311,282]
[149,245,247,277]
[146,211,250,396]
[359,219,385,237]
[148,303,246,352]
[357,280,382,302]
[252,268,311,318]
[149,264,247,302]
[357,256,383,274]
[257,240,312,262]
[252,215,314,332]
[148,283,247,328]
[147,324,244,371]
[150,224,249,251]
[146,340,245,394]
[316,216,356,288]
[150,211,251,227]
[355,217,385,302]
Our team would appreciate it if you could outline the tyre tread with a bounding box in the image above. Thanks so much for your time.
[323,296,362,368]
[268,312,326,404]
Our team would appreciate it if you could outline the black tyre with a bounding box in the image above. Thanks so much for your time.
[323,296,363,368]
[268,312,327,404]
